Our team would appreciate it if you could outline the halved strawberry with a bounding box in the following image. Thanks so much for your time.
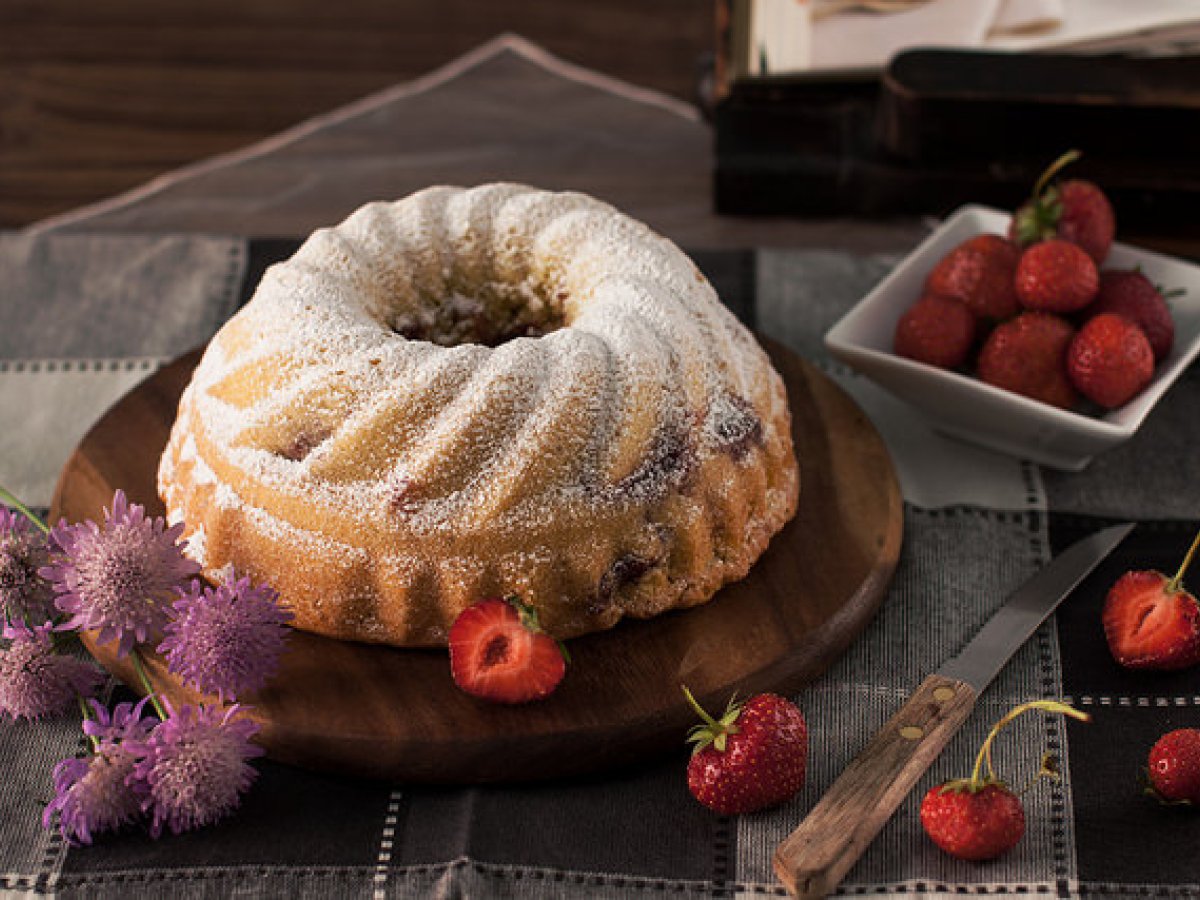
[1103,571,1200,671]
[448,596,567,703]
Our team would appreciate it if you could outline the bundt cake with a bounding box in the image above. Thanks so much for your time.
[158,184,799,647]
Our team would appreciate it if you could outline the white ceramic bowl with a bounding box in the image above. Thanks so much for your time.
[825,205,1200,471]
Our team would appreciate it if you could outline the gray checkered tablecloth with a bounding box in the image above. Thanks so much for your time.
[1,230,1198,900]
[4,34,1200,900]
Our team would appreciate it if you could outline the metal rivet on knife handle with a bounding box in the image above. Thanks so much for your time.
[772,674,977,898]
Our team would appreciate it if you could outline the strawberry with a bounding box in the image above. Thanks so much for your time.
[1010,149,1116,265]
[1015,239,1099,313]
[894,293,976,369]
[448,596,567,703]
[925,234,1021,320]
[920,700,1089,862]
[976,312,1077,409]
[1147,728,1200,805]
[1089,269,1176,362]
[1067,313,1154,409]
[1103,529,1200,671]
[683,687,807,815]
[920,783,1026,862]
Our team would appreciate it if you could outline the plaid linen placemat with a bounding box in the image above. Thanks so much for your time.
[1,232,1197,899]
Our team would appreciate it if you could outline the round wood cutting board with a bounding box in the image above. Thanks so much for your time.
[51,338,903,783]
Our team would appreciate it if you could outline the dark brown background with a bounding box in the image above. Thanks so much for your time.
[1,1,710,227]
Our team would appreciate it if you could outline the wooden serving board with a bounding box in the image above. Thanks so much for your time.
[51,339,903,783]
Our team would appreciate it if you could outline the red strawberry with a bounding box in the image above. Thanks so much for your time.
[683,687,807,815]
[976,312,1077,409]
[925,234,1021,320]
[1089,269,1176,362]
[920,700,1089,862]
[1147,728,1200,804]
[1103,530,1200,671]
[1015,240,1099,313]
[894,293,976,369]
[920,783,1025,861]
[1010,150,1116,265]
[1067,313,1154,409]
[448,596,567,703]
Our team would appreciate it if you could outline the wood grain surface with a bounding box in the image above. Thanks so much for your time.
[773,674,978,897]
[50,338,904,783]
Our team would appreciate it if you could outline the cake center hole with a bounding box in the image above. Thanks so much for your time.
[387,284,569,348]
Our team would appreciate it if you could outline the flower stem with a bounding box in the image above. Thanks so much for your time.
[681,685,720,731]
[1167,528,1200,595]
[0,484,49,535]
[77,695,101,753]
[131,648,168,721]
[1033,149,1082,199]
[969,700,1090,787]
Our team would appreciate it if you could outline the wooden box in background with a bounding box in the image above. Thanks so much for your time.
[712,2,1200,253]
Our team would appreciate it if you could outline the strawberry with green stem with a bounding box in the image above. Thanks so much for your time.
[683,686,807,815]
[1104,527,1200,670]
[1010,149,1116,265]
[920,700,1090,861]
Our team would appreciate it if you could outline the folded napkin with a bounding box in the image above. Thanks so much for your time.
[794,0,1198,73]
[990,0,1064,35]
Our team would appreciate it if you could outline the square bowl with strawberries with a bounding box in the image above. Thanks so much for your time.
[825,204,1200,471]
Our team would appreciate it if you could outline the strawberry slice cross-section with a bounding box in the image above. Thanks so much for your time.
[448,596,567,704]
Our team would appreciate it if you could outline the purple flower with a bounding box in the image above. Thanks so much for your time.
[0,507,54,625]
[0,623,103,720]
[82,696,157,744]
[43,745,142,845]
[159,574,291,702]
[41,491,200,657]
[43,698,158,844]
[129,702,263,837]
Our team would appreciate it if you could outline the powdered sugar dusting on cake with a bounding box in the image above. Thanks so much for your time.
[183,186,776,524]
[157,183,799,646]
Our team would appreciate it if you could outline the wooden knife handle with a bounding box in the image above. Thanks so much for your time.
[773,673,978,898]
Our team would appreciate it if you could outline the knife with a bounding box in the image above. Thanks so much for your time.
[773,522,1134,898]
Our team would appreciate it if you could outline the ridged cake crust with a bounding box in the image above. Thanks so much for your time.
[158,184,799,646]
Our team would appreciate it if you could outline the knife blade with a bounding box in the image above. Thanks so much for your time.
[773,522,1134,898]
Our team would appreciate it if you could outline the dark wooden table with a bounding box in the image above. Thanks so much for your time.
[8,3,1195,258]
[0,1,713,229]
